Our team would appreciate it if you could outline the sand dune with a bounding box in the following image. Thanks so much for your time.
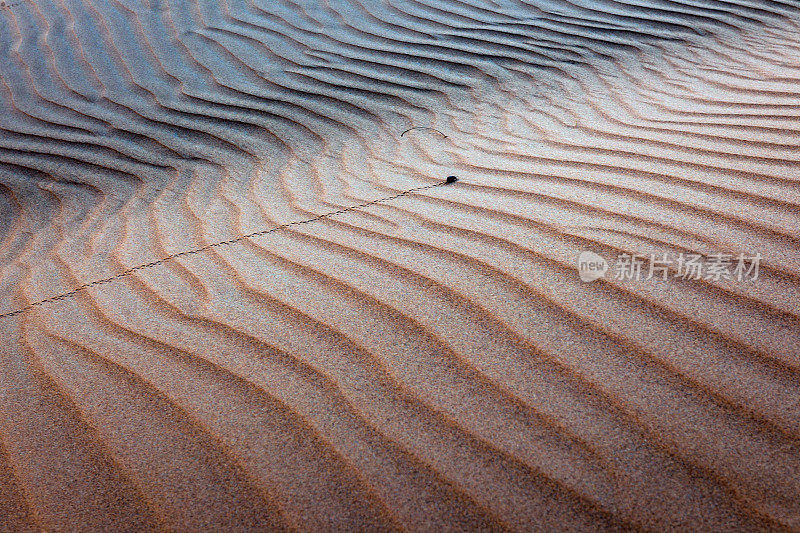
[1,0,800,530]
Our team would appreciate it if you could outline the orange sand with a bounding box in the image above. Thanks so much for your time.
[1,0,799,530]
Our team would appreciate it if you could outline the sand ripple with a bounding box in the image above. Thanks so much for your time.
[1,0,800,530]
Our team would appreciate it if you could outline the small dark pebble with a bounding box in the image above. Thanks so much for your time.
[445,175,458,184]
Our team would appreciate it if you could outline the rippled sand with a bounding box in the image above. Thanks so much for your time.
[1,0,800,530]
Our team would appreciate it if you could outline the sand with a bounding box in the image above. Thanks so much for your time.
[1,0,799,530]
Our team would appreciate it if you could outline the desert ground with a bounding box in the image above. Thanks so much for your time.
[1,0,800,530]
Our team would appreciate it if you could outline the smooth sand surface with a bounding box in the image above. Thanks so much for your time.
[1,0,800,530]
